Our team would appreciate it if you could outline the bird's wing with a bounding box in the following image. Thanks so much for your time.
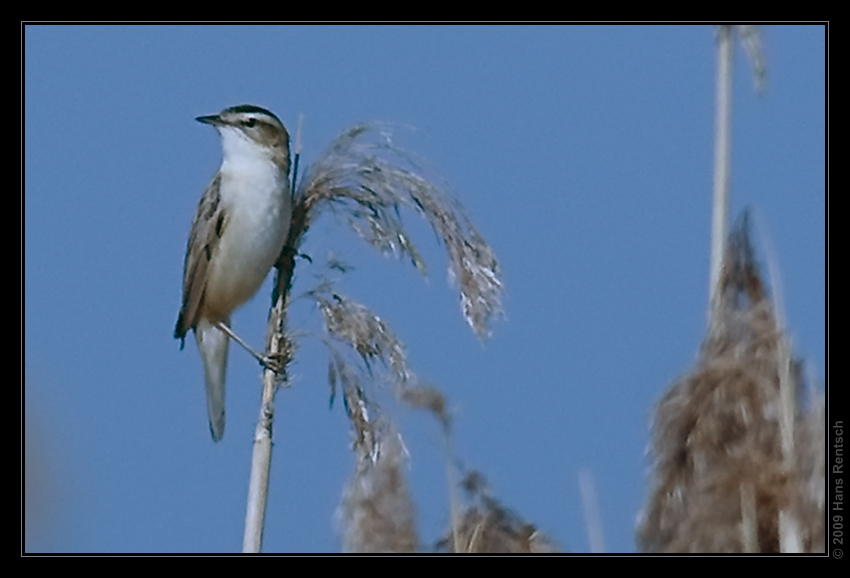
[174,174,227,340]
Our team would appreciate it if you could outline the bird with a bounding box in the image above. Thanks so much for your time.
[175,104,292,441]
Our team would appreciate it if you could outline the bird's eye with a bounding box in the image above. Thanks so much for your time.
[243,118,257,128]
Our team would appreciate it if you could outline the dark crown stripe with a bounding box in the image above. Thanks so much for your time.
[223,104,281,124]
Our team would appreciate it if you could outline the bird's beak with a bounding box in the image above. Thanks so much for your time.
[196,114,223,126]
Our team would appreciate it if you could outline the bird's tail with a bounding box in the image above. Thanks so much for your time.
[195,318,229,441]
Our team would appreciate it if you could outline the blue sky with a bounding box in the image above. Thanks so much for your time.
[24,25,826,553]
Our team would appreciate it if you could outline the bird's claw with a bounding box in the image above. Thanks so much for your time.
[259,353,285,374]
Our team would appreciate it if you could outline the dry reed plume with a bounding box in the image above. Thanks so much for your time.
[294,124,503,338]
[273,124,509,552]
[638,212,824,553]
[437,471,559,553]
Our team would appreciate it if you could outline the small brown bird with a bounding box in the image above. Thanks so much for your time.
[175,105,291,441]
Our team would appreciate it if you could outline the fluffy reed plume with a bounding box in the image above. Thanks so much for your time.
[296,124,503,338]
[314,284,421,553]
[318,288,466,553]
[637,212,824,553]
[315,288,548,553]
[316,288,556,554]
[334,371,418,553]
[247,121,505,551]
[437,471,559,553]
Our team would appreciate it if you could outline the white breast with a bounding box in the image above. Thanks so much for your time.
[203,141,291,318]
